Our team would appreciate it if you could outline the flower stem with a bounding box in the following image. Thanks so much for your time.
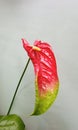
[7,58,30,115]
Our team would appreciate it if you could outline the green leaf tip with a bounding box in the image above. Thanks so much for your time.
[31,82,59,115]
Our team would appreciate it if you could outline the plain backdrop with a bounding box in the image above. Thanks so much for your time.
[0,0,78,130]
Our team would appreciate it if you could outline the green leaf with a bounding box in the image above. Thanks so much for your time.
[0,114,25,130]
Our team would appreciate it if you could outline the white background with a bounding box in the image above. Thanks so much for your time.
[0,0,78,130]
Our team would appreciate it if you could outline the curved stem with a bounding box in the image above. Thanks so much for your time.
[7,58,30,115]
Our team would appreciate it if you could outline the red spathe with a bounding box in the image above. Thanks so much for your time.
[22,39,59,94]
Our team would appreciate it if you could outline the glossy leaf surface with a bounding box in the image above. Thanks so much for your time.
[0,114,25,130]
[22,39,59,115]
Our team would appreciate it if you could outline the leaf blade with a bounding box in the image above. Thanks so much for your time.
[0,114,25,130]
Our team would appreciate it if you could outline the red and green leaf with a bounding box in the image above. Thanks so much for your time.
[22,39,59,115]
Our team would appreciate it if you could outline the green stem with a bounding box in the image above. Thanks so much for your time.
[7,58,30,115]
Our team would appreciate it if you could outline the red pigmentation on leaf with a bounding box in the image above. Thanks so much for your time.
[22,39,59,115]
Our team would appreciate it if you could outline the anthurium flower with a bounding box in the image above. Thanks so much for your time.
[22,39,59,115]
